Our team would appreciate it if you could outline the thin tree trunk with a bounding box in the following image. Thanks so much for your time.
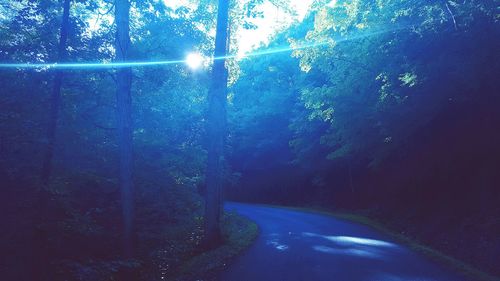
[115,0,134,257]
[203,0,230,247]
[40,0,71,185]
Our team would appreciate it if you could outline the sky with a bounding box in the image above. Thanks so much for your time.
[163,0,314,55]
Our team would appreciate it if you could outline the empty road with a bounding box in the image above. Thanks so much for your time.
[219,203,467,281]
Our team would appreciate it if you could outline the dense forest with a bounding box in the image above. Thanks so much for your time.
[0,0,499,280]
[229,1,500,277]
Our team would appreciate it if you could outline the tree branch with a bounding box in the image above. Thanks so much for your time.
[445,2,458,30]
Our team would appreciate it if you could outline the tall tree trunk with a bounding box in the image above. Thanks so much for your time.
[115,0,134,257]
[40,0,71,185]
[34,1,71,279]
[203,0,230,247]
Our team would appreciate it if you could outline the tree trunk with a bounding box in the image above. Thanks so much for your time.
[203,0,230,247]
[115,0,134,257]
[34,1,71,278]
[40,0,71,185]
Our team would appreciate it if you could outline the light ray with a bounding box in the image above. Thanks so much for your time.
[0,59,186,70]
[0,26,407,70]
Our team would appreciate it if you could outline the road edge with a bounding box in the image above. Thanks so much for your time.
[174,210,259,280]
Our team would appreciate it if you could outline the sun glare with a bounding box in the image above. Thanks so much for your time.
[186,52,203,70]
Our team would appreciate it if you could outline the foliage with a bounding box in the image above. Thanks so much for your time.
[175,211,259,281]
[0,1,213,280]
[228,0,499,275]
[287,0,499,166]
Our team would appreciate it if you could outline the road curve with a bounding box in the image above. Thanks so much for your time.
[218,202,467,281]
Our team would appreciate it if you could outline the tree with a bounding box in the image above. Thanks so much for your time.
[115,0,134,257]
[204,0,230,246]
[33,1,72,277]
[40,0,71,184]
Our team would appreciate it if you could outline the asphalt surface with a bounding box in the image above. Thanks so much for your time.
[218,202,468,281]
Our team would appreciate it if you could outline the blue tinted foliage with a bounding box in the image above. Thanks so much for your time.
[0,0,499,280]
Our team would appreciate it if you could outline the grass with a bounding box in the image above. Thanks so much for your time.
[268,204,499,281]
[173,211,259,281]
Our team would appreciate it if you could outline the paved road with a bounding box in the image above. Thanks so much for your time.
[219,202,467,281]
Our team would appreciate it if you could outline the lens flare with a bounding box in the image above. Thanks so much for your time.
[185,53,204,69]
[0,26,407,70]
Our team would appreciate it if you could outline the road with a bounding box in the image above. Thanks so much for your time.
[218,202,467,281]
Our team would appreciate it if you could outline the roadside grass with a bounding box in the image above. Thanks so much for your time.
[260,204,499,281]
[174,211,259,281]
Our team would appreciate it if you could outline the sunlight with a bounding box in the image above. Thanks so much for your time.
[312,245,380,258]
[0,25,407,70]
[185,52,203,70]
[162,0,314,56]
[236,0,314,55]
[266,233,289,251]
[302,232,396,248]
[266,239,289,251]
[325,236,395,248]
[163,0,190,10]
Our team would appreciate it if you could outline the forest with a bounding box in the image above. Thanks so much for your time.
[0,0,499,280]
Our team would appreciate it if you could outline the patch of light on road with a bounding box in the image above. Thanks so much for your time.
[266,240,289,251]
[312,245,381,258]
[302,232,395,248]
[325,236,395,248]
[266,233,289,251]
